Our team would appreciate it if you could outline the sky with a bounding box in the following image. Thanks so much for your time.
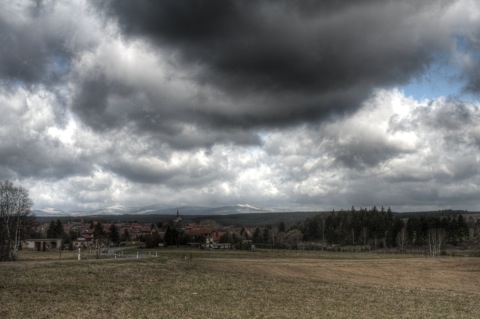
[1,0,480,213]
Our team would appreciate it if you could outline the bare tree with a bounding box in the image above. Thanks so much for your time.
[0,180,34,261]
[361,226,368,246]
[396,227,408,253]
[473,220,480,250]
[285,229,303,249]
[427,228,446,257]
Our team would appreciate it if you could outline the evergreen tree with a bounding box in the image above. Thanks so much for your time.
[47,219,64,238]
[92,221,107,257]
[177,230,188,245]
[55,219,64,237]
[164,226,179,246]
[219,231,233,244]
[252,227,262,244]
[262,226,271,245]
[66,229,79,250]
[144,231,161,248]
[278,221,286,233]
[46,220,56,238]
[94,222,104,235]
[171,227,179,246]
[109,224,120,246]
[164,226,172,246]
[304,217,320,241]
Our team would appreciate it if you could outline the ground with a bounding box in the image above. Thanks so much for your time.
[1,249,479,318]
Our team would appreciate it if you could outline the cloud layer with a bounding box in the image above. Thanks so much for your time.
[0,0,480,212]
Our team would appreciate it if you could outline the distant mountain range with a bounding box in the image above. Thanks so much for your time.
[32,203,284,217]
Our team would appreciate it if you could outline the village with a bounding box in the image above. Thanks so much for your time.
[25,212,256,252]
[23,208,480,257]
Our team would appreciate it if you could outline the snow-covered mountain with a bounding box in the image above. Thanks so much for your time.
[90,205,130,215]
[32,207,68,216]
[33,203,280,217]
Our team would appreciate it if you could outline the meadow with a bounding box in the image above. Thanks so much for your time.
[1,249,479,318]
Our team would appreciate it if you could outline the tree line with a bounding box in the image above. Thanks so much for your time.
[33,206,479,254]
[249,206,472,254]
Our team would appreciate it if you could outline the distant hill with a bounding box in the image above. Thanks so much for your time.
[33,205,480,227]
[396,210,474,218]
[189,211,323,226]
[32,203,279,217]
[35,211,325,227]
[33,203,324,227]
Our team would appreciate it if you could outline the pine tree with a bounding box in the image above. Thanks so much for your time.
[145,231,161,248]
[47,220,56,238]
[164,226,173,246]
[262,226,271,245]
[109,224,120,246]
[55,219,64,237]
[46,219,64,238]
[278,221,286,233]
[252,227,262,244]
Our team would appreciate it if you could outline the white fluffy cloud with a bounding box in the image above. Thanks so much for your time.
[2,84,480,211]
[1,1,480,212]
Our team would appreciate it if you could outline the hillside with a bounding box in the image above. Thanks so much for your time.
[35,211,324,227]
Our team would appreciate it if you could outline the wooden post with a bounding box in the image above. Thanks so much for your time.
[78,248,81,261]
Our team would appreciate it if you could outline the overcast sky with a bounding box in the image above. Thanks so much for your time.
[2,0,480,212]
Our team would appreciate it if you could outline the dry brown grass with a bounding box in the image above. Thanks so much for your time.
[1,250,479,318]
[210,257,480,294]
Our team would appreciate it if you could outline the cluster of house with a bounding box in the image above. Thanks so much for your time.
[25,214,255,251]
[26,221,156,249]
[71,222,156,248]
[183,224,233,249]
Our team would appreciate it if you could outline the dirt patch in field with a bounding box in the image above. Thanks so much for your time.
[199,257,480,295]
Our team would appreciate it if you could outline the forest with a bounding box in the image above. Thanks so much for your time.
[250,207,473,254]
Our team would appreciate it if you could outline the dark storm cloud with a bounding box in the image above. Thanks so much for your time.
[71,74,126,132]
[0,135,92,181]
[91,0,442,129]
[457,31,480,95]
[70,74,262,148]
[106,159,179,185]
[462,59,480,96]
[424,99,477,129]
[333,140,408,169]
[0,1,79,86]
[69,54,263,148]
[106,157,228,188]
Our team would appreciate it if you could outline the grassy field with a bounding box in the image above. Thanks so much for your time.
[1,249,480,318]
